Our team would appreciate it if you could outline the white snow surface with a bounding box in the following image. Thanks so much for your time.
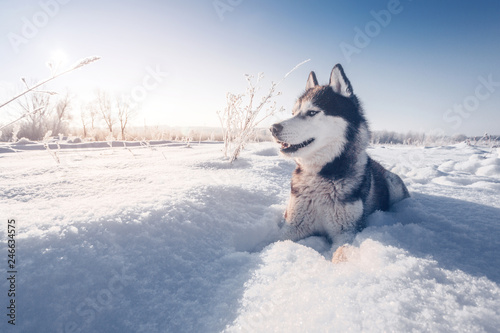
[1,141,499,332]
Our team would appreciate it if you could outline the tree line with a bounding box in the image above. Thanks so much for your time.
[1,87,134,142]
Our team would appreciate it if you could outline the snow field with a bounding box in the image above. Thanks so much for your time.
[0,141,499,332]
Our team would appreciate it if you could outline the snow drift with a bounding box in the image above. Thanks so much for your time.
[0,141,499,332]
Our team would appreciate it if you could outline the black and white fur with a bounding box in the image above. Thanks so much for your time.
[270,64,409,242]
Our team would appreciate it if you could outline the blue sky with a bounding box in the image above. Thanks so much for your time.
[1,0,499,135]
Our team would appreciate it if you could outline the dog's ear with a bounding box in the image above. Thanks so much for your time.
[329,64,353,97]
[306,71,318,90]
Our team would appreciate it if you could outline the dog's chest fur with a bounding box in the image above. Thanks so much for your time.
[284,169,363,241]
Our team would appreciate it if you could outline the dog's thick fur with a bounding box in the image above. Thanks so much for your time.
[271,64,409,242]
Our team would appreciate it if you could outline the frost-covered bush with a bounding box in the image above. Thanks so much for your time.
[218,60,309,163]
[218,73,283,162]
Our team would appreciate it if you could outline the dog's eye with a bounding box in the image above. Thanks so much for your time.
[306,110,319,117]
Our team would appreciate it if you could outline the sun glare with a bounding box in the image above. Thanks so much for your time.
[47,49,68,75]
[50,49,68,65]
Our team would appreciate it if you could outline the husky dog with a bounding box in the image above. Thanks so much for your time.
[270,64,409,242]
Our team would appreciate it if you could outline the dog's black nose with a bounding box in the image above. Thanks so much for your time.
[270,123,283,136]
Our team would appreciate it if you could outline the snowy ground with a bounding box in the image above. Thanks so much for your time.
[1,140,499,332]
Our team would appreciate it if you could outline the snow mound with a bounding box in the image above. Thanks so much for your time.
[226,239,499,333]
[16,137,35,145]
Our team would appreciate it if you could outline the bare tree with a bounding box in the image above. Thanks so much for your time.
[79,101,97,139]
[95,89,114,133]
[84,101,99,130]
[50,92,72,135]
[116,95,134,140]
[80,107,88,138]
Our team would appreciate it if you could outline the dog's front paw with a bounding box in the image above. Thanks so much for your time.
[331,244,356,264]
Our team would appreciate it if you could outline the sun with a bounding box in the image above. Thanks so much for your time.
[47,49,69,74]
[50,49,68,65]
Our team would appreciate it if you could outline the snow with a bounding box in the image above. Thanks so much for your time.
[0,141,499,332]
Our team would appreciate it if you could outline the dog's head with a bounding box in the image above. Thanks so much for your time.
[270,64,365,167]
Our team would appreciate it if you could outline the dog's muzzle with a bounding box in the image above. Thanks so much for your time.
[270,123,315,154]
[270,123,283,138]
